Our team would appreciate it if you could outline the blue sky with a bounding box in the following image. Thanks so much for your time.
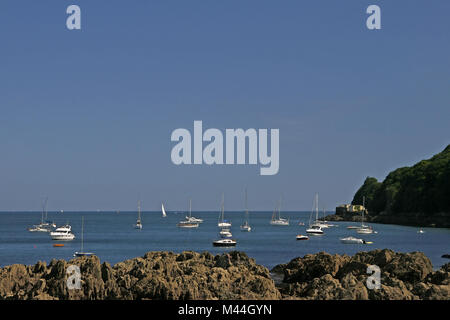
[0,1,449,211]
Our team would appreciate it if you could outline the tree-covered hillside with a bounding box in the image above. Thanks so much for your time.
[352,145,450,217]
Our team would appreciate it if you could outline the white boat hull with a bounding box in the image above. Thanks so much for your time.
[340,237,364,244]
[51,234,75,241]
[213,239,236,247]
[177,222,199,228]
[357,228,374,234]
[270,220,289,226]
[218,222,232,227]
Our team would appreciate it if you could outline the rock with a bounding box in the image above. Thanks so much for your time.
[271,249,447,300]
[0,250,446,300]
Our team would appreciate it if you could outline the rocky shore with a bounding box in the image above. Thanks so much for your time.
[0,250,448,300]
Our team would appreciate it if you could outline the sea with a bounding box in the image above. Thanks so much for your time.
[0,211,449,270]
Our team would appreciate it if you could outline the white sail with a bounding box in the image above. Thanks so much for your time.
[162,203,167,217]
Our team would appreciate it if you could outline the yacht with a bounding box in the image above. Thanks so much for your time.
[185,202,203,223]
[177,199,199,228]
[306,193,325,235]
[134,199,143,229]
[355,198,376,234]
[28,197,55,232]
[270,198,289,226]
[296,234,309,240]
[74,216,94,257]
[340,236,365,244]
[28,225,51,232]
[357,226,377,234]
[50,225,75,241]
[161,203,167,218]
[213,238,237,247]
[219,228,233,238]
[218,194,232,227]
[177,221,199,228]
[306,225,324,235]
[240,188,252,232]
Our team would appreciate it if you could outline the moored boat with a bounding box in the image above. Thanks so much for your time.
[270,198,289,226]
[240,188,252,232]
[50,225,75,241]
[74,216,94,257]
[296,234,309,240]
[306,225,324,235]
[218,193,232,227]
[134,199,143,229]
[340,236,364,244]
[212,238,237,247]
[178,199,200,228]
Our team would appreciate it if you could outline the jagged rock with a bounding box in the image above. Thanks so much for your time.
[0,251,280,300]
[1,250,448,300]
[271,249,449,300]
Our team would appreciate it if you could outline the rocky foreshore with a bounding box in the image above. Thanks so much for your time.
[0,250,448,300]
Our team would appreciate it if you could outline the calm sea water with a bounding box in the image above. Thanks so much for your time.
[0,211,449,270]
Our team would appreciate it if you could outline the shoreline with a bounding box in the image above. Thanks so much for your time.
[0,249,448,300]
[320,213,450,229]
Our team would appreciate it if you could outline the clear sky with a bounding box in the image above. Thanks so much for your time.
[0,1,449,211]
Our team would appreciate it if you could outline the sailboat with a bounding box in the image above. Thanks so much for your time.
[162,203,167,218]
[218,193,232,227]
[28,197,55,232]
[306,193,324,235]
[184,203,203,223]
[177,199,199,228]
[240,188,252,232]
[74,216,94,257]
[270,198,289,226]
[356,196,376,234]
[134,199,143,229]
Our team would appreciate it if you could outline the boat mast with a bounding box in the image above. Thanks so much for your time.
[221,193,225,222]
[81,216,84,253]
[137,199,141,222]
[244,188,249,224]
[278,197,282,220]
[315,193,319,221]
[361,196,365,227]
[189,199,192,218]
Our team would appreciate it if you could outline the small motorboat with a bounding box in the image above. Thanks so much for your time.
[219,228,233,238]
[417,229,425,234]
[53,244,64,247]
[347,225,360,229]
[298,222,305,226]
[213,238,237,247]
[340,236,364,244]
[74,252,94,257]
[306,225,324,235]
[296,234,309,240]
